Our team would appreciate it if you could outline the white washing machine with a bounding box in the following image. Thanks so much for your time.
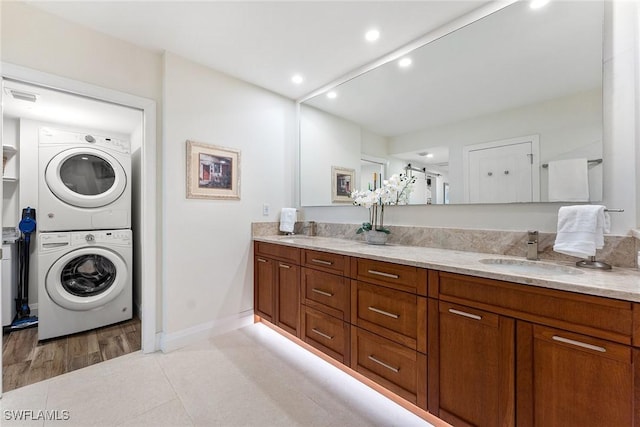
[38,127,131,231]
[37,229,132,340]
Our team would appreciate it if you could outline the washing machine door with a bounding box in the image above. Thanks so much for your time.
[45,147,127,208]
[46,247,128,311]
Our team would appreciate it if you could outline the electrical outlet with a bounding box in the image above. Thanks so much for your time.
[262,204,269,216]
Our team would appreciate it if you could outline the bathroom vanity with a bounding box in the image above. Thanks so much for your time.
[253,235,640,427]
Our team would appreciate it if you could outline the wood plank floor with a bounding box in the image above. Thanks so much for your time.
[2,316,141,392]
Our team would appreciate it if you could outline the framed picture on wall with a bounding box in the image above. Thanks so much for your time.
[186,140,241,200]
[331,166,355,203]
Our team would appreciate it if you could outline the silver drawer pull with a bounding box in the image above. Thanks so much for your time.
[552,335,606,353]
[448,308,482,321]
[368,355,400,373]
[367,269,399,279]
[311,328,334,340]
[279,263,291,269]
[312,259,333,266]
[312,288,334,297]
[257,258,267,263]
[368,306,399,319]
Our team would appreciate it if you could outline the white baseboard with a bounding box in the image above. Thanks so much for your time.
[159,309,254,353]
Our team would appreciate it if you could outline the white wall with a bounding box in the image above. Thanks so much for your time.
[162,52,296,342]
[300,105,361,205]
[303,1,639,235]
[0,2,162,103]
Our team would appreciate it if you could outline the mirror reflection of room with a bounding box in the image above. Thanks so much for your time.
[300,0,603,206]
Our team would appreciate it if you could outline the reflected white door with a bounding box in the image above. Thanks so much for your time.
[468,141,534,203]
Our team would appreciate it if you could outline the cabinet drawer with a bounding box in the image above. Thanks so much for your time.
[301,306,350,364]
[436,272,634,345]
[351,326,427,408]
[352,281,426,352]
[353,258,426,295]
[255,242,300,264]
[303,249,349,275]
[302,268,349,321]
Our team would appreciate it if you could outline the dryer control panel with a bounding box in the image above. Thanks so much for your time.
[39,230,132,253]
[40,127,130,154]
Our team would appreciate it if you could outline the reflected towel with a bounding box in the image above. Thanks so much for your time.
[553,205,609,258]
[279,208,297,233]
[548,158,589,202]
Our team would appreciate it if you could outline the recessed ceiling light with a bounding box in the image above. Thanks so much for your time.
[365,29,380,42]
[291,74,304,84]
[327,91,337,99]
[426,153,435,159]
[398,57,412,68]
[530,0,550,9]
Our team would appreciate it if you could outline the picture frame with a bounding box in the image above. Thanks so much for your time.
[331,166,355,203]
[186,140,240,200]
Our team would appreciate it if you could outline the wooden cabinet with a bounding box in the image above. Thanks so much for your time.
[299,251,350,363]
[276,261,300,335]
[351,281,427,352]
[429,270,639,427]
[254,256,275,322]
[517,322,634,427]
[353,258,427,295]
[351,326,426,406]
[301,305,350,363]
[254,242,301,336]
[255,241,640,426]
[431,301,515,427]
[350,258,428,409]
[301,267,349,321]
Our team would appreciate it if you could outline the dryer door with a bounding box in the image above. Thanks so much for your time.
[45,147,127,208]
[46,247,128,311]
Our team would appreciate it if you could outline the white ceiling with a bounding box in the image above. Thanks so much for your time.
[3,80,143,134]
[23,0,490,100]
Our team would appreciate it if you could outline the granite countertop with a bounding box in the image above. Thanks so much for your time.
[254,235,640,303]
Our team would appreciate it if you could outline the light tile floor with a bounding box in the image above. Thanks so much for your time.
[0,323,435,426]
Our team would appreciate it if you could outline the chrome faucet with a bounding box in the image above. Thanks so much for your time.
[526,230,539,261]
[300,221,317,236]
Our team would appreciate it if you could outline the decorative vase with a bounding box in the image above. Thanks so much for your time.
[364,230,388,245]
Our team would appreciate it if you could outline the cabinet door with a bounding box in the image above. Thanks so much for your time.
[276,261,300,336]
[254,256,275,322]
[436,301,515,427]
[517,323,633,427]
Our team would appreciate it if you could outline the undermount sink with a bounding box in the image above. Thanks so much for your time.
[479,258,584,276]
[277,235,315,243]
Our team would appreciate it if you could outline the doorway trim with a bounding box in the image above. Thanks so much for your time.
[0,63,158,367]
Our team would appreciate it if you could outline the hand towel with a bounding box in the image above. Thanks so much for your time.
[279,208,297,233]
[548,158,589,202]
[553,205,607,258]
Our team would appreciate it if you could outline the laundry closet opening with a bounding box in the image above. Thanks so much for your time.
[1,78,146,392]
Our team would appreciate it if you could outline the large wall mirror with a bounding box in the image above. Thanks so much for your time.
[299,0,603,206]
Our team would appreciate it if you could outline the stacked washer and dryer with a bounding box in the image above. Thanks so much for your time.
[36,128,133,341]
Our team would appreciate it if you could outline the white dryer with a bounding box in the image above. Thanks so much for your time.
[38,127,131,231]
[37,229,132,341]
